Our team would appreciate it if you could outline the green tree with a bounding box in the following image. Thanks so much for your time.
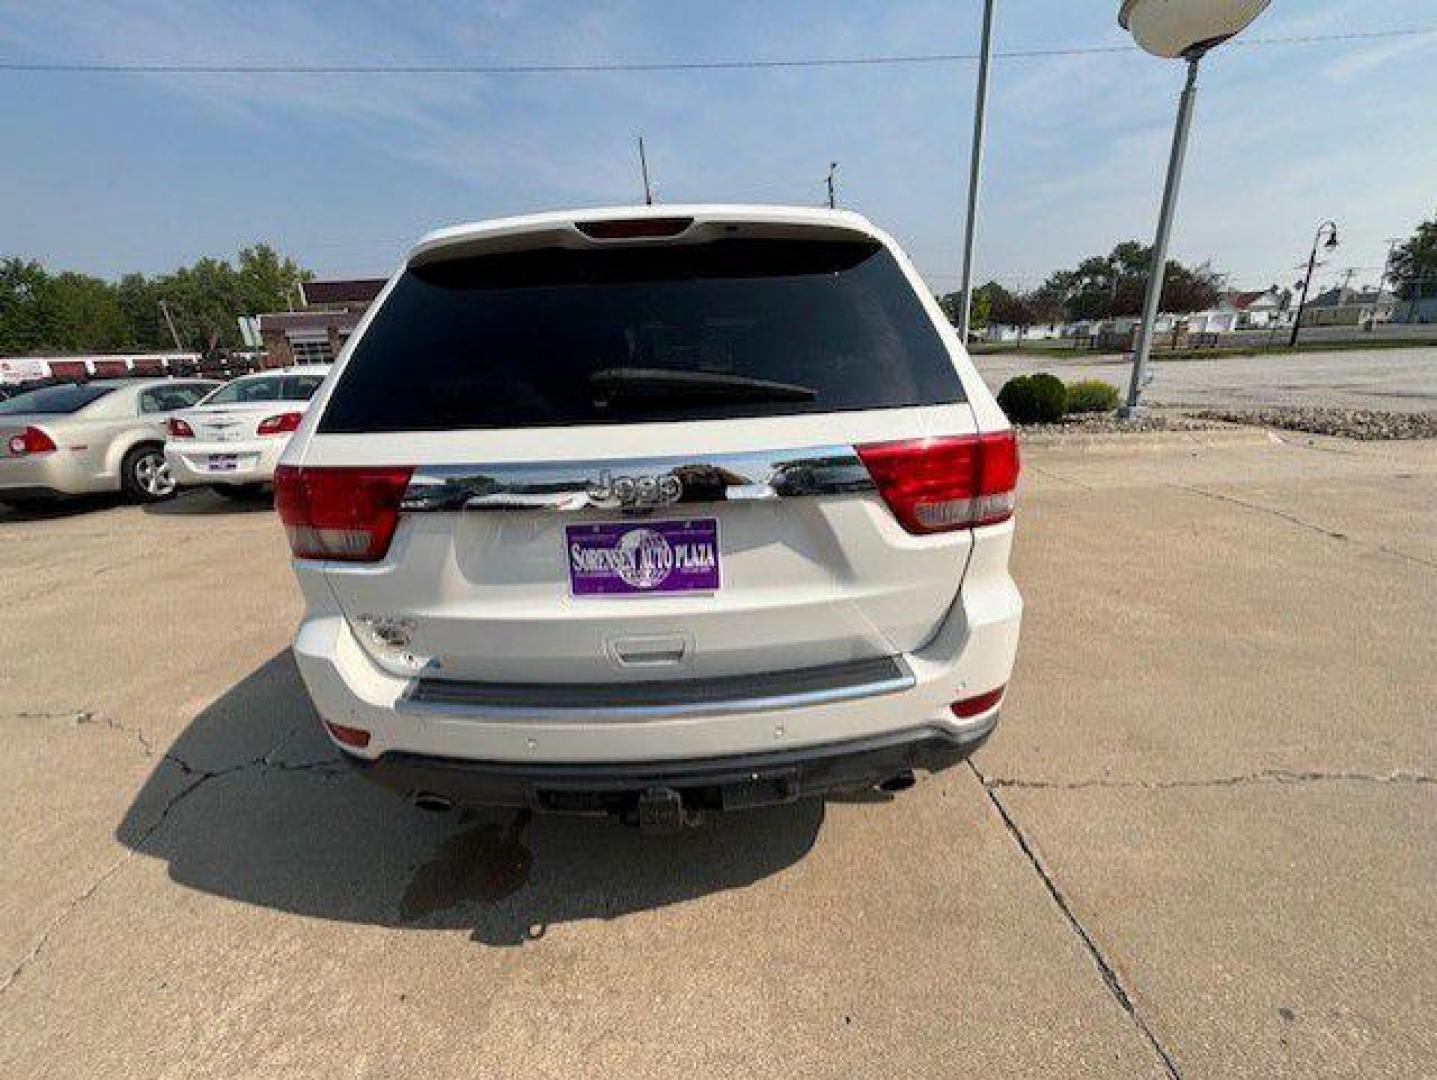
[0,245,313,356]
[1391,211,1437,313]
[45,272,131,352]
[0,258,53,354]
[1042,243,1220,321]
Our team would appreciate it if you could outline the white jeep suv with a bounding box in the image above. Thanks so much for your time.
[278,206,1021,830]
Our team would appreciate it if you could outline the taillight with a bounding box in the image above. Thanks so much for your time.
[952,685,1006,719]
[167,417,195,439]
[856,431,1020,534]
[7,426,56,456]
[257,412,302,436]
[274,465,413,562]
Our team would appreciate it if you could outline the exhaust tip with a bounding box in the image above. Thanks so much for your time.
[411,792,455,813]
[876,771,916,794]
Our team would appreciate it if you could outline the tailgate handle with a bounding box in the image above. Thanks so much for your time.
[609,635,691,668]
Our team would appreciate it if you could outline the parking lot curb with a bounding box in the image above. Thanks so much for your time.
[1019,426,1274,453]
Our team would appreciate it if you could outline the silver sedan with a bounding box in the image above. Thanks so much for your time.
[0,378,219,504]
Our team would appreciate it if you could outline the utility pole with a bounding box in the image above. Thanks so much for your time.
[158,300,184,351]
[956,0,996,345]
[826,162,838,209]
[1375,237,1402,324]
[637,135,653,205]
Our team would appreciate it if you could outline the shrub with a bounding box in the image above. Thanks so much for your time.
[1064,379,1120,414]
[997,373,1067,424]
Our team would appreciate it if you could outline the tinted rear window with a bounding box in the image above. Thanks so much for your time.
[204,377,282,405]
[0,383,116,415]
[319,238,963,433]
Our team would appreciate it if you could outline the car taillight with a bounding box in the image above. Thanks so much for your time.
[952,685,1006,719]
[257,412,302,436]
[167,417,195,438]
[7,426,56,456]
[274,465,413,562]
[856,431,1020,534]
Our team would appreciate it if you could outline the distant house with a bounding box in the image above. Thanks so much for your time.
[257,277,386,367]
[1184,287,1291,334]
[1300,286,1396,328]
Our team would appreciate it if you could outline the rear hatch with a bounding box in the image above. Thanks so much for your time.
[289,215,993,684]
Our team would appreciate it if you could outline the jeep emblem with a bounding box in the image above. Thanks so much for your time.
[587,469,683,508]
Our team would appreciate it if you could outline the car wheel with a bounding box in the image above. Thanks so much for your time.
[210,483,267,500]
[121,445,177,502]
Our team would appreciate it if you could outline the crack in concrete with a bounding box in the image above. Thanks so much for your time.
[1026,464,1095,491]
[9,708,155,758]
[76,712,153,758]
[968,760,1182,1078]
[1172,483,1437,571]
[0,727,343,998]
[985,768,1437,792]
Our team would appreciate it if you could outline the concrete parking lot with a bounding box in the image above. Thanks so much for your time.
[977,345,1437,412]
[1,431,1434,1077]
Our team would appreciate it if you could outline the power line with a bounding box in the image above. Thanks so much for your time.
[0,27,1430,75]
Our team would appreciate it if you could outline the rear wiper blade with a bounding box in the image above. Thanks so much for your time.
[590,367,817,402]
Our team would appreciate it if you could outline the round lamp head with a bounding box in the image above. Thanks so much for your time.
[1118,0,1272,59]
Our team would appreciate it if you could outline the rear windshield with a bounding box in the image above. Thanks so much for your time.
[319,238,963,432]
[203,377,283,405]
[205,373,324,405]
[0,383,116,415]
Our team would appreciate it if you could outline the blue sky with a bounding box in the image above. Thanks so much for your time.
[1,1,1433,296]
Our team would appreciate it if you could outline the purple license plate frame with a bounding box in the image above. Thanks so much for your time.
[566,519,721,597]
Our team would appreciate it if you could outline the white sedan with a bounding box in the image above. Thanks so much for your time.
[164,366,328,498]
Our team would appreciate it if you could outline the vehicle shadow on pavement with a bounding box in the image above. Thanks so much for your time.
[116,652,823,947]
[0,494,124,522]
[144,489,274,515]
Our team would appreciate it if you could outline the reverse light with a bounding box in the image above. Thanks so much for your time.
[952,686,1006,719]
[257,411,303,436]
[856,431,1019,534]
[167,417,195,439]
[323,720,371,749]
[274,465,413,562]
[7,426,56,456]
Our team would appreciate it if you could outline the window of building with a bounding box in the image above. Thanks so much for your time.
[289,339,335,364]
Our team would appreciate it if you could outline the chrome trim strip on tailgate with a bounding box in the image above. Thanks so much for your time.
[399,445,875,513]
[399,655,914,721]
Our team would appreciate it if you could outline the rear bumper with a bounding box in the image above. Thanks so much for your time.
[291,520,1021,774]
[344,719,997,815]
[166,439,285,486]
[0,453,104,497]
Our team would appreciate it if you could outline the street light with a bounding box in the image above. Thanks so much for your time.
[1288,221,1340,347]
[1117,0,1272,415]
[957,0,997,344]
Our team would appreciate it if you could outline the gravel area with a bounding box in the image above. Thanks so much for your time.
[1015,411,1231,436]
[1186,407,1437,441]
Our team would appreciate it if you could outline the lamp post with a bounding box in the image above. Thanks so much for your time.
[957,0,997,344]
[1117,0,1272,415]
[1288,221,1340,347]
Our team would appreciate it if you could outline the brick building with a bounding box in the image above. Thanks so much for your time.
[258,277,385,367]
